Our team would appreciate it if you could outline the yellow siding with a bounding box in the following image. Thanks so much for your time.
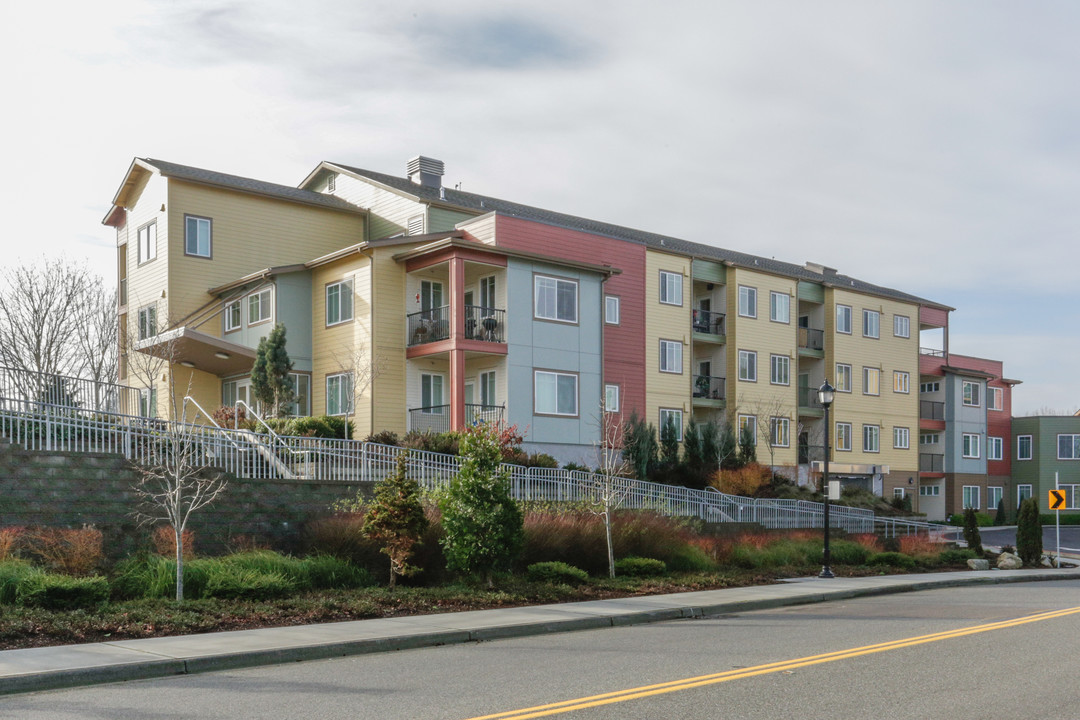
[330,173,427,241]
[645,250,691,433]
[825,288,919,472]
[370,245,409,434]
[726,268,799,466]
[123,172,169,339]
[457,214,497,244]
[172,366,221,421]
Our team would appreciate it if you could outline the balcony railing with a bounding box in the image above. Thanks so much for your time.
[407,306,450,346]
[465,306,506,343]
[692,375,726,400]
[920,347,946,357]
[408,403,505,433]
[798,327,824,351]
[920,453,944,472]
[692,310,725,336]
[920,400,945,420]
[798,386,821,408]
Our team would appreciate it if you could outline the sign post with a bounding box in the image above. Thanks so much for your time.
[1049,474,1063,568]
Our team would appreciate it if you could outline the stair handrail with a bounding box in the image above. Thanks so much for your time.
[182,396,243,450]
[234,400,305,459]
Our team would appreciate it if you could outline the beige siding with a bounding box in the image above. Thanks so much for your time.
[330,174,427,241]
[123,173,169,340]
[825,288,919,472]
[645,251,691,436]
[457,213,497,244]
[370,246,408,434]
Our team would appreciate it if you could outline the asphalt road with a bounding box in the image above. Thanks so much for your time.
[7,580,1080,719]
[976,525,1080,555]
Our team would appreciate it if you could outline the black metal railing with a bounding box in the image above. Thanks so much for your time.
[798,327,824,351]
[465,306,506,343]
[407,306,450,346]
[692,375,726,400]
[408,403,505,433]
[466,403,504,426]
[920,347,946,357]
[920,400,945,420]
[920,453,944,472]
[798,386,821,408]
[692,310,725,336]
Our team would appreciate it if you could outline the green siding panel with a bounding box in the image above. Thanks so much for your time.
[692,260,726,284]
[798,281,824,303]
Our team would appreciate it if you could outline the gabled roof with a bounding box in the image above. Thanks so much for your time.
[320,161,952,311]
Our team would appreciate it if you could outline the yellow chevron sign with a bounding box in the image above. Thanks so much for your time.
[1049,490,1066,510]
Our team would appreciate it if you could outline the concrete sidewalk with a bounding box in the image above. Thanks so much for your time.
[3,567,1079,696]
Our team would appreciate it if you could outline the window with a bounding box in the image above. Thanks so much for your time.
[962,380,981,407]
[770,291,790,323]
[137,221,157,263]
[962,486,980,510]
[893,427,910,449]
[770,417,790,447]
[738,286,757,318]
[478,276,496,310]
[137,305,157,340]
[248,288,272,325]
[738,415,756,445]
[836,364,852,392]
[893,488,906,500]
[988,387,1003,411]
[893,371,910,394]
[659,271,682,306]
[478,371,496,407]
[962,433,981,459]
[407,214,425,235]
[605,296,620,325]
[534,275,578,323]
[988,486,1003,510]
[184,215,211,258]
[738,350,757,382]
[836,305,852,334]
[1017,484,1032,505]
[863,424,880,453]
[920,381,940,393]
[919,485,941,497]
[1059,434,1080,460]
[660,409,683,441]
[770,354,790,385]
[224,300,241,332]
[139,388,157,418]
[893,315,910,338]
[286,373,311,416]
[988,436,1003,461]
[326,373,352,416]
[605,384,620,413]
[863,367,880,396]
[836,422,852,451]
[1017,435,1032,460]
[659,340,683,373]
[326,279,354,326]
[920,433,940,445]
[535,370,578,416]
[421,373,444,413]
[862,310,879,338]
[222,380,237,407]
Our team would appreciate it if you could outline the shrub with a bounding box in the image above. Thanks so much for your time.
[303,513,385,570]
[1016,498,1042,566]
[302,555,373,590]
[363,451,429,588]
[223,551,312,591]
[962,508,984,555]
[899,535,942,558]
[211,404,254,430]
[868,552,916,569]
[828,540,871,566]
[711,463,773,496]
[665,544,716,572]
[363,430,400,446]
[16,573,110,609]
[994,498,1007,526]
[0,527,26,561]
[849,534,883,553]
[0,560,39,604]
[521,507,607,573]
[203,568,294,600]
[289,416,349,439]
[562,462,592,473]
[403,430,460,456]
[26,526,103,575]
[939,549,977,565]
[731,539,814,569]
[152,525,195,560]
[526,561,589,585]
[111,555,177,599]
[614,557,666,577]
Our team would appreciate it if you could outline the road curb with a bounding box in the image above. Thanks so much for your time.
[3,570,1078,696]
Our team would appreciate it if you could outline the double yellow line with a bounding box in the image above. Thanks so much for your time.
[465,606,1080,720]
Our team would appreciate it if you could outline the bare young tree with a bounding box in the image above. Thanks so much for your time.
[72,276,118,411]
[590,408,632,578]
[741,395,792,469]
[332,345,384,440]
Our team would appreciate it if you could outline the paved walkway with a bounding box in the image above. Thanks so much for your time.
[3,567,1079,696]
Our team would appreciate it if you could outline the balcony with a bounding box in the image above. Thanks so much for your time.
[407,306,450,347]
[408,403,505,433]
[464,306,505,343]
[692,310,725,338]
[798,327,824,351]
[920,400,945,420]
[797,386,823,410]
[919,453,944,473]
[692,375,726,402]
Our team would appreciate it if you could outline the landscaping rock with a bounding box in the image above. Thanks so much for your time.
[966,558,990,571]
[997,552,1022,570]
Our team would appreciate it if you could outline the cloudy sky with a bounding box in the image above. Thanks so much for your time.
[1,1,1076,414]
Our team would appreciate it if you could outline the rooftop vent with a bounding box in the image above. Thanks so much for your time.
[805,262,838,278]
[407,156,444,189]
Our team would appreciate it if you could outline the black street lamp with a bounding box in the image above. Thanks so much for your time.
[817,380,836,579]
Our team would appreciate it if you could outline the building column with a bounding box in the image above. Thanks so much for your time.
[449,255,466,429]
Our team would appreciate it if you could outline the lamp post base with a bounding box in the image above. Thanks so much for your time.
[819,566,835,579]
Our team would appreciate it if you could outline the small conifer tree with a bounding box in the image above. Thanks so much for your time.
[700,420,720,475]
[250,323,295,417]
[1016,497,1043,566]
[660,417,680,467]
[737,423,757,466]
[623,413,658,481]
[993,498,1007,526]
[962,507,983,556]
[363,451,428,589]
[718,421,739,470]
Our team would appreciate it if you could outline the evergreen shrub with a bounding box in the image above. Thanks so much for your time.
[526,561,589,584]
[867,552,916,569]
[17,573,110,609]
[613,557,666,577]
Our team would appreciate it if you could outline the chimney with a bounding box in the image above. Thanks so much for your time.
[407,156,444,189]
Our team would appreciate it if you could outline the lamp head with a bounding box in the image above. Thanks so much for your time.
[817,380,836,408]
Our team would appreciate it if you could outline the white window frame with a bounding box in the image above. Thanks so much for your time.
[660,408,684,441]
[138,387,158,418]
[863,367,880,396]
[738,414,757,446]
[770,417,790,447]
[1017,435,1033,461]
[534,370,578,416]
[836,422,852,452]
[836,305,852,334]
[659,340,683,374]
[988,436,1003,461]
[893,427,910,449]
[863,424,880,453]
[738,350,757,382]
[137,221,157,264]
[769,291,790,324]
[962,485,981,510]
[326,279,354,326]
[286,373,311,417]
[478,370,496,407]
[138,305,157,341]
[184,215,212,258]
[604,384,620,413]
[962,433,981,459]
[770,354,790,386]
[920,433,940,445]
[1059,434,1080,460]
[920,485,941,497]
[862,310,880,339]
[962,380,981,407]
[659,271,683,306]
[835,363,852,393]
[1017,484,1032,505]
[247,287,272,326]
[893,488,906,499]
[420,373,445,413]
[893,371,910,394]
[534,275,578,324]
[988,387,1003,411]
[738,285,757,318]
[988,486,1003,510]
[893,315,910,338]
[224,299,242,332]
[605,295,620,325]
[920,381,940,393]
[326,373,352,416]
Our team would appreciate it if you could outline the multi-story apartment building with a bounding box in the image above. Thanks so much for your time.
[106,155,998,485]
[1011,416,1080,513]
